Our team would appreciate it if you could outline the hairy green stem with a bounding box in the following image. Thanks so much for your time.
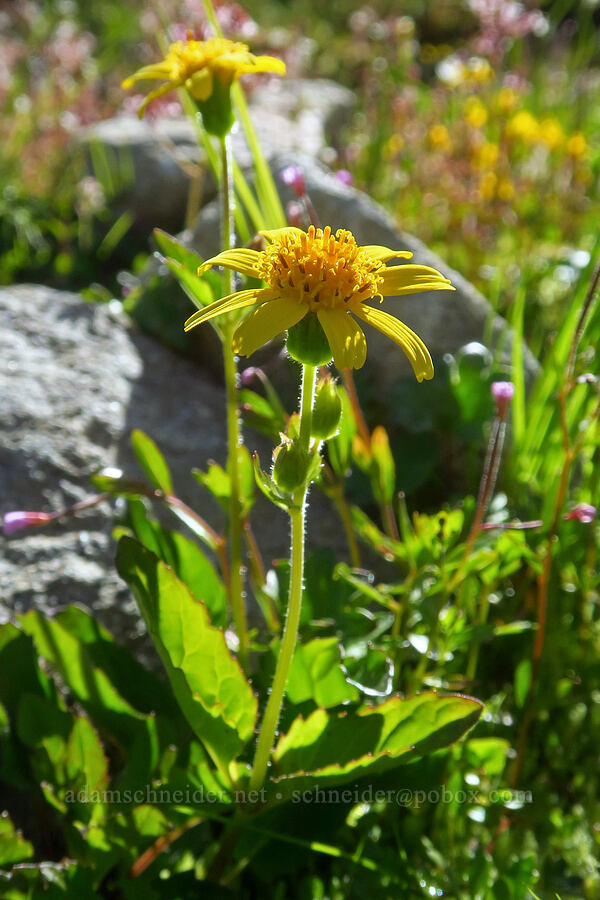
[220,134,248,673]
[249,365,316,792]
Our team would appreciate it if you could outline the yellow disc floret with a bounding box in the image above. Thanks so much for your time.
[256,226,385,311]
[160,38,251,85]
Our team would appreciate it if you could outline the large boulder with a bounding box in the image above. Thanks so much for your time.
[0,285,345,646]
[77,79,355,233]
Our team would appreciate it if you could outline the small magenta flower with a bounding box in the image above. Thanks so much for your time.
[285,200,305,228]
[335,169,353,186]
[564,503,597,524]
[3,511,53,536]
[280,165,306,197]
[491,381,515,420]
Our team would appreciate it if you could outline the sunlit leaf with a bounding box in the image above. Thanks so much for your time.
[116,538,257,770]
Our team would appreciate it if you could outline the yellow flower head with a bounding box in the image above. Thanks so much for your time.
[428,124,453,153]
[506,110,538,143]
[122,36,285,119]
[464,97,487,129]
[185,226,455,380]
[566,132,588,158]
[539,117,564,150]
[473,141,499,169]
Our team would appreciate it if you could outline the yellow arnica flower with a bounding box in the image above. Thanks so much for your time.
[185,225,455,380]
[122,37,286,118]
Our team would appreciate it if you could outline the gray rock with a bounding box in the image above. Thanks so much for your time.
[78,79,355,233]
[0,285,345,645]
[185,152,540,387]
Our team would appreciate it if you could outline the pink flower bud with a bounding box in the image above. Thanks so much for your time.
[491,381,514,419]
[280,165,306,197]
[286,200,305,228]
[335,169,353,186]
[3,511,53,536]
[564,503,596,524]
[240,366,260,386]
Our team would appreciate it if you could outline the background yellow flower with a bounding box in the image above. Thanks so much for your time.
[122,37,285,119]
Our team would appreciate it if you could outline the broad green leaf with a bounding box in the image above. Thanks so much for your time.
[17,693,72,776]
[465,738,510,777]
[153,229,204,274]
[0,623,56,719]
[164,257,215,310]
[131,430,173,495]
[19,610,147,747]
[269,692,482,800]
[55,606,176,720]
[116,538,257,771]
[125,504,227,628]
[65,717,108,795]
[287,638,359,708]
[0,814,34,866]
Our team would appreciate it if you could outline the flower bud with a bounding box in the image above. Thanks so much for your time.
[491,381,514,420]
[272,436,311,493]
[286,313,332,366]
[281,164,306,197]
[311,376,342,439]
[194,76,235,137]
[3,510,53,536]
[335,169,353,186]
[564,503,596,524]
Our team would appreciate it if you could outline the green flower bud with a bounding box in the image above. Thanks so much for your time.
[286,313,332,366]
[311,377,342,440]
[196,76,235,138]
[272,437,311,493]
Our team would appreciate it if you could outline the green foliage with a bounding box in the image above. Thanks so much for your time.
[116,537,257,772]
[4,1,600,896]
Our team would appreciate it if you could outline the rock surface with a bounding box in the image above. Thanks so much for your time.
[185,152,540,387]
[0,285,345,645]
[78,79,355,233]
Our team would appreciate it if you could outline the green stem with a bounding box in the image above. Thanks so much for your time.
[249,365,316,792]
[299,364,316,452]
[220,134,248,673]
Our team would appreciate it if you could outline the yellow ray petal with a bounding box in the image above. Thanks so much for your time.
[380,264,454,296]
[354,304,433,382]
[233,297,307,356]
[317,309,367,370]
[361,246,413,262]
[136,81,183,118]
[233,55,287,76]
[121,63,175,88]
[184,288,268,331]
[198,248,263,278]
[259,227,305,243]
